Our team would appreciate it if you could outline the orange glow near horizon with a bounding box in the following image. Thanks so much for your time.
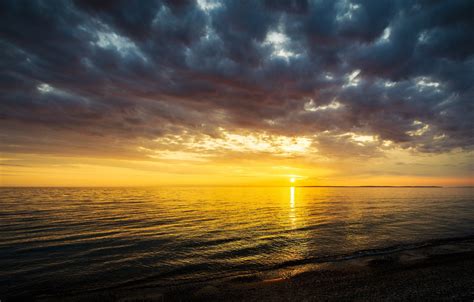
[1,146,473,187]
[1,129,473,187]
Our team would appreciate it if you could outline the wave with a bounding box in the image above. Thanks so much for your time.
[269,234,474,270]
[78,234,474,296]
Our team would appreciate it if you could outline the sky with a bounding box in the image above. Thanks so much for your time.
[0,0,473,187]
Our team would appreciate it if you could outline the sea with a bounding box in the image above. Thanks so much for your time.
[1,186,473,298]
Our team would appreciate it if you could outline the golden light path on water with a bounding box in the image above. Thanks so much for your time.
[289,186,296,229]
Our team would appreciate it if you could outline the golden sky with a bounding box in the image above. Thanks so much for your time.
[1,129,472,186]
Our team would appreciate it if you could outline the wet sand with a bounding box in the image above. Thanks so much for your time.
[28,237,474,301]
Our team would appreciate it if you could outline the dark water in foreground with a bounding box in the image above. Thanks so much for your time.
[1,187,473,298]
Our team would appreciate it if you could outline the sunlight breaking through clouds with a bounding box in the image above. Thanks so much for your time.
[94,30,147,61]
[407,121,430,137]
[151,129,313,158]
[344,69,361,87]
[197,0,222,11]
[37,83,53,93]
[304,99,343,112]
[264,31,300,61]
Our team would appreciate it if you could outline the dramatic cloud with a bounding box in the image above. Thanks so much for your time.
[1,0,473,162]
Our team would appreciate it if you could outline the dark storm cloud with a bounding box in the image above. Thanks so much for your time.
[0,0,473,157]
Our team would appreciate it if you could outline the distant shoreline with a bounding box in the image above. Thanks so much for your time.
[299,185,444,188]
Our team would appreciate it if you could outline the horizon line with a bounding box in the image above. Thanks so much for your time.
[2,185,474,189]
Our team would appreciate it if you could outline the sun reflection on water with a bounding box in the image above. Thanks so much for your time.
[289,186,296,228]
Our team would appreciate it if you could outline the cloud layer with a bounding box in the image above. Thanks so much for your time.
[1,0,473,160]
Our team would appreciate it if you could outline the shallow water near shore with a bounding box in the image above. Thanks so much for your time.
[1,186,473,298]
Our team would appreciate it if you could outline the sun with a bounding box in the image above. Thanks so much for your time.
[290,177,296,183]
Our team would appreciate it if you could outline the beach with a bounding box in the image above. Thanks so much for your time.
[38,236,474,302]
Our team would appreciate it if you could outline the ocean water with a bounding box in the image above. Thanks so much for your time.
[1,187,473,298]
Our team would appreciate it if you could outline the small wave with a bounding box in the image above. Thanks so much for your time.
[269,234,474,271]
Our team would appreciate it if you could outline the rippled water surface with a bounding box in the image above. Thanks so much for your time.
[1,187,473,297]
